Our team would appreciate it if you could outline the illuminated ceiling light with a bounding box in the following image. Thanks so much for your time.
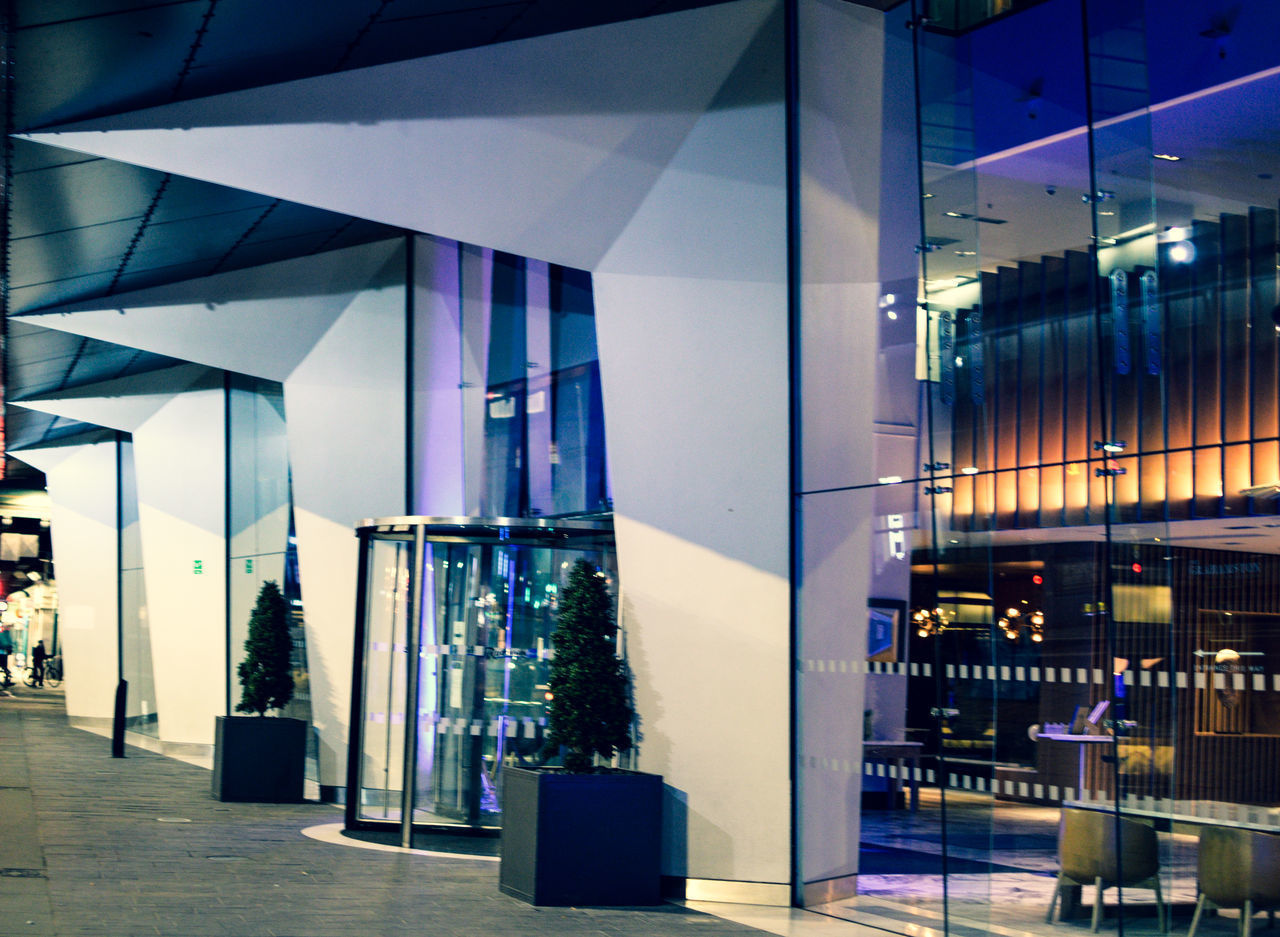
[878,476,902,485]
[913,606,950,637]
[944,211,972,219]
[961,466,979,475]
[1094,440,1127,453]
[1168,241,1195,263]
[1153,153,1181,161]
[1098,210,1116,216]
[886,310,898,320]
[954,250,977,256]
[878,293,896,307]
[1160,226,1188,241]
[923,193,934,199]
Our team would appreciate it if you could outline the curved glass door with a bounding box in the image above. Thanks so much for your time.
[346,516,615,839]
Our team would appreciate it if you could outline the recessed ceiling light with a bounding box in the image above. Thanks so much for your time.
[954,250,977,256]
[1153,153,1181,161]
[1098,210,1115,216]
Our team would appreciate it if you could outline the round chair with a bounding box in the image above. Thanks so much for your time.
[1188,826,1280,937]
[1046,807,1166,932]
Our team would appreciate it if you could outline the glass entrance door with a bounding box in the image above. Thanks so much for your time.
[346,516,615,838]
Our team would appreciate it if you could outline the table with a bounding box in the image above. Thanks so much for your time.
[1037,732,1113,796]
[863,741,923,811]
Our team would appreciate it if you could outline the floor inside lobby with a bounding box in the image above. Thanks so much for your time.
[820,788,1251,937]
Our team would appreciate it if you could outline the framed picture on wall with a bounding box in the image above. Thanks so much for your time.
[867,598,906,663]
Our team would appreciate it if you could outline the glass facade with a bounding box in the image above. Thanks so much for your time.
[412,244,610,521]
[351,243,614,837]
[119,437,158,736]
[808,1,1280,934]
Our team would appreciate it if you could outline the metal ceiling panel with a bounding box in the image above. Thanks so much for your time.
[345,3,531,67]
[8,270,119,314]
[10,157,155,239]
[147,173,274,225]
[168,0,386,99]
[15,3,209,129]
[9,220,137,289]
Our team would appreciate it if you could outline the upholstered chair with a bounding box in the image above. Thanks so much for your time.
[1189,826,1280,937]
[1046,807,1166,932]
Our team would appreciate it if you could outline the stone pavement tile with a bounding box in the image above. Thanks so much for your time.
[0,697,779,937]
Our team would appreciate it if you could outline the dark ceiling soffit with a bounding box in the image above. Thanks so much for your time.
[842,0,909,9]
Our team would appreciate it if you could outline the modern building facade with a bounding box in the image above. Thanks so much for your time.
[5,0,1280,932]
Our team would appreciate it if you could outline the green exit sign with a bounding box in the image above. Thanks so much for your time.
[193,560,203,575]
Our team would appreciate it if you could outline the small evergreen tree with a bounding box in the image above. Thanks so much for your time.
[546,559,634,773]
[236,580,295,716]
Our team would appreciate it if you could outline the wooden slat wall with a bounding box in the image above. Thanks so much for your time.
[948,206,1280,531]
[1174,550,1280,804]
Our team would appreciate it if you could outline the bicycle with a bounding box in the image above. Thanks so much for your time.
[23,656,61,689]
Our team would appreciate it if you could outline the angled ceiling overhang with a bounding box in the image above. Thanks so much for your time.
[14,240,404,382]
[21,0,781,275]
[12,363,219,434]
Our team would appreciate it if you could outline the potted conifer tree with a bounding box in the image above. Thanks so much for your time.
[499,558,662,906]
[212,580,307,802]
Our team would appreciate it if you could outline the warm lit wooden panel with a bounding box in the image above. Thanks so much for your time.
[1139,453,1166,523]
[1193,446,1223,517]
[1192,220,1222,449]
[1222,442,1251,515]
[1167,449,1194,520]
[1221,214,1251,443]
[1249,207,1279,443]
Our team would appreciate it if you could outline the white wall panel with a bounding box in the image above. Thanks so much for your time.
[15,364,213,434]
[16,440,120,724]
[131,375,227,745]
[797,487,874,888]
[285,257,407,786]
[572,0,793,890]
[594,260,790,890]
[795,0,916,893]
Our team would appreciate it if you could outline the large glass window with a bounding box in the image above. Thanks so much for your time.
[119,437,158,736]
[799,0,1280,933]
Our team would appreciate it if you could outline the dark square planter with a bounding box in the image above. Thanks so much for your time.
[212,715,306,803]
[499,766,662,906]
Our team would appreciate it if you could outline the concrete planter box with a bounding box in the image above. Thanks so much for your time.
[212,715,306,803]
[499,766,662,906]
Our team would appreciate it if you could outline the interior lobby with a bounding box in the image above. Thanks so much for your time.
[3,0,1280,935]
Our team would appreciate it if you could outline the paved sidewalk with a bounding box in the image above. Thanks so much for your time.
[0,687,778,937]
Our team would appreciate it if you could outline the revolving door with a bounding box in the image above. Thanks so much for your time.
[344,515,615,842]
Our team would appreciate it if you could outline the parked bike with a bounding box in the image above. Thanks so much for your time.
[23,655,61,689]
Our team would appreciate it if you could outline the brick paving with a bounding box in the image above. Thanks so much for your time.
[0,687,772,937]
